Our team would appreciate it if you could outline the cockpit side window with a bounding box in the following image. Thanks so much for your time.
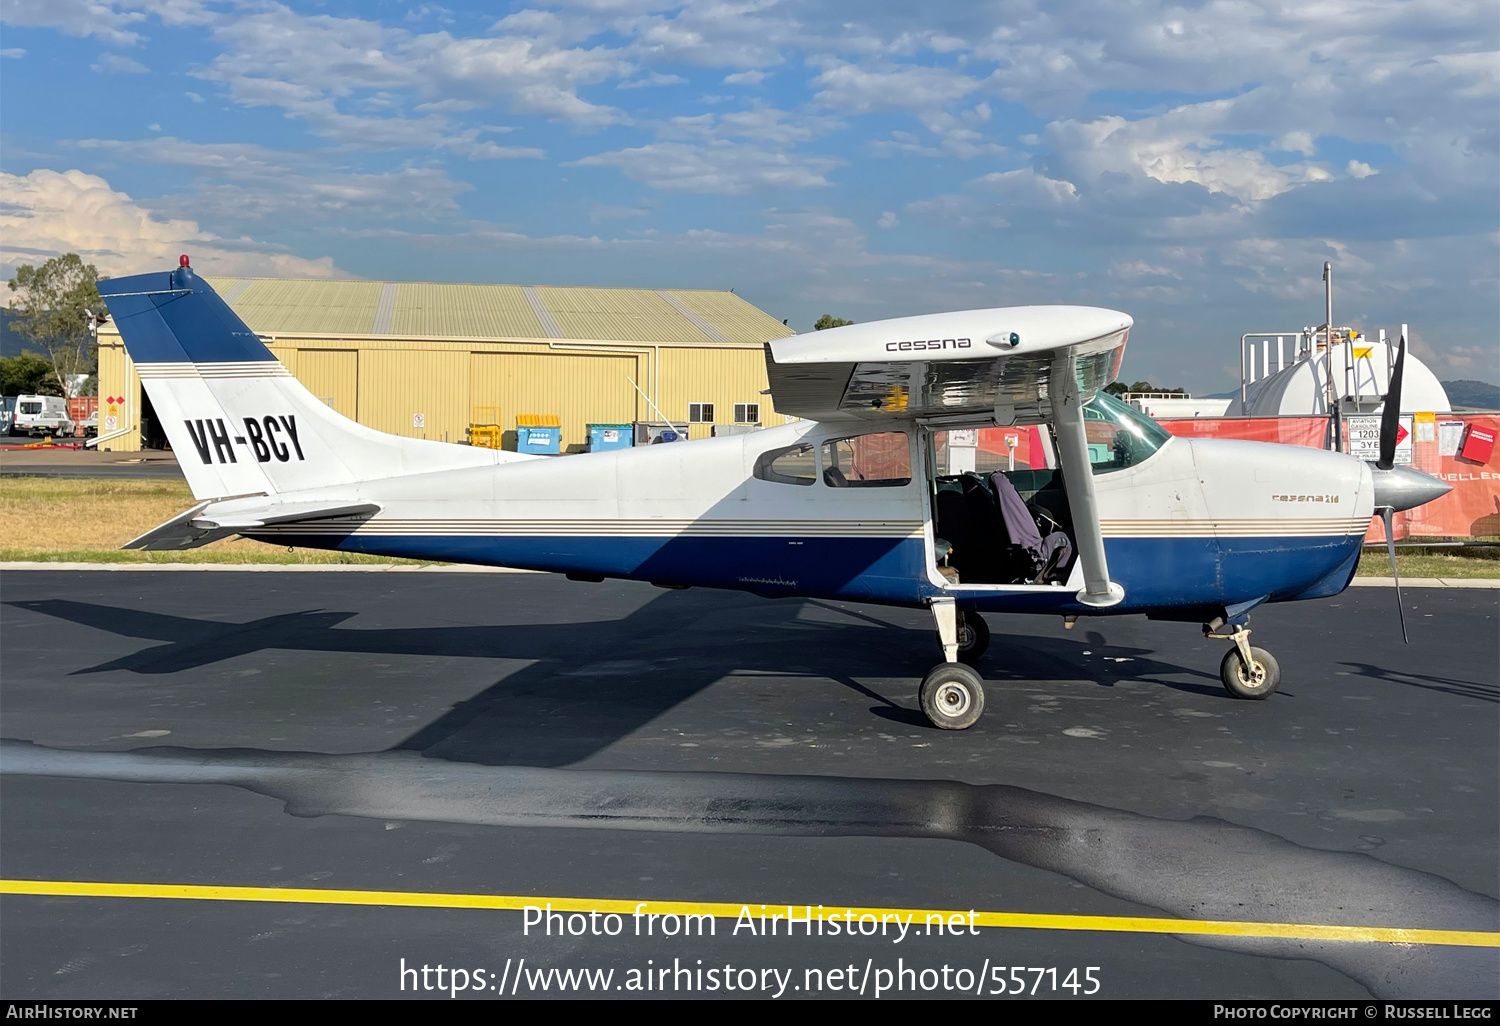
[821,431,912,487]
[1083,391,1172,474]
[753,443,816,486]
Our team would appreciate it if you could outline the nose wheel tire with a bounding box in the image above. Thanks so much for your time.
[919,663,986,729]
[1220,645,1280,700]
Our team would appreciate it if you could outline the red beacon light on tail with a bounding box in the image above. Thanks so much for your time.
[179,254,191,267]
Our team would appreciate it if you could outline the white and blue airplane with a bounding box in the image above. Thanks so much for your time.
[97,258,1449,729]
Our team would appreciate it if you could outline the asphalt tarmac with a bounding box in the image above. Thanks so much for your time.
[0,445,184,479]
[0,569,1495,1000]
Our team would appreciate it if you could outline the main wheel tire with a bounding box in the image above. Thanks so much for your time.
[919,663,986,729]
[1220,645,1280,700]
[955,612,990,665]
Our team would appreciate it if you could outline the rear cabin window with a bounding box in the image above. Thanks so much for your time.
[19,402,41,414]
[753,443,815,486]
[822,432,911,487]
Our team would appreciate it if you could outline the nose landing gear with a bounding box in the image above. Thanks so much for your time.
[1206,618,1281,700]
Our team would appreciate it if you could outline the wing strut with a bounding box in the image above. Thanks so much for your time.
[1050,353,1125,608]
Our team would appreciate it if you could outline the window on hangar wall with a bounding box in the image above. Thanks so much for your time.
[689,403,715,423]
[735,403,760,424]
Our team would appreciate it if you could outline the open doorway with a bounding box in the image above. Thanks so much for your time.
[139,389,169,450]
[926,423,1077,586]
[924,392,1174,588]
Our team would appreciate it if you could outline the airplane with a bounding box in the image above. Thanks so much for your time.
[95,257,1451,730]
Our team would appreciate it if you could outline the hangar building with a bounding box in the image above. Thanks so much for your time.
[94,276,796,453]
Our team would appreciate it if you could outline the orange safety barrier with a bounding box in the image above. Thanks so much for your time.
[1159,414,1500,541]
[975,426,1046,470]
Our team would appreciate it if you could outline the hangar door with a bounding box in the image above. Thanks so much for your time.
[471,352,640,450]
[296,349,358,421]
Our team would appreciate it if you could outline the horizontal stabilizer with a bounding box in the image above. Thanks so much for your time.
[124,500,380,551]
[122,501,218,551]
[191,500,381,530]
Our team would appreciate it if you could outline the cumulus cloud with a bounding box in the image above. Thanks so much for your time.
[91,53,147,74]
[569,141,840,194]
[812,59,982,114]
[1042,103,1333,206]
[74,138,483,225]
[195,4,633,136]
[659,106,840,146]
[1,0,146,47]
[0,168,343,279]
[1109,260,1179,280]
[1416,342,1500,382]
[1,0,214,46]
[617,71,686,89]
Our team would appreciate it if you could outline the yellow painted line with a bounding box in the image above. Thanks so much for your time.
[2,880,1494,948]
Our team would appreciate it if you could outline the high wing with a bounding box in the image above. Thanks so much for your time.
[125,499,381,551]
[765,305,1130,424]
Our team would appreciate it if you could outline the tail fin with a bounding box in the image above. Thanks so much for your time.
[98,261,517,500]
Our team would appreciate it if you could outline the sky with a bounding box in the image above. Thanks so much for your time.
[0,0,1495,394]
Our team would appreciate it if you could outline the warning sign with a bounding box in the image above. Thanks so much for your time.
[1345,414,1413,464]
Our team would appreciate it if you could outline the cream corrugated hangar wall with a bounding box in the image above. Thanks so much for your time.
[94,278,796,453]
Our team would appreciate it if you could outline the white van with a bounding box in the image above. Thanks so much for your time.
[12,395,75,437]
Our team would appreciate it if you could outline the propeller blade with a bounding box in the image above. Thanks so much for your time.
[1381,506,1408,644]
[1377,333,1407,470]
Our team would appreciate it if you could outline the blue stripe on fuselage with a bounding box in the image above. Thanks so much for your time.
[259,531,1364,613]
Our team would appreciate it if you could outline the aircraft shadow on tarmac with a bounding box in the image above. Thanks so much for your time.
[1338,661,1499,703]
[4,591,1498,999]
[9,594,1225,764]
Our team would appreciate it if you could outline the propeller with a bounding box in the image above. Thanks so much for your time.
[1376,333,1407,471]
[1380,506,1408,644]
[1371,332,1417,642]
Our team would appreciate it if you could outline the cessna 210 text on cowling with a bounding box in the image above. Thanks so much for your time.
[96,258,1448,729]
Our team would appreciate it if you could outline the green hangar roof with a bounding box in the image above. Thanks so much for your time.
[184,277,796,347]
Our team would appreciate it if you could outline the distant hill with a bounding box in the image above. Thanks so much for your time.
[1442,379,1500,410]
[0,310,38,359]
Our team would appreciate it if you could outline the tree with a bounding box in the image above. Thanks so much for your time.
[6,253,106,397]
[0,352,62,396]
[1106,379,1186,396]
[814,314,854,330]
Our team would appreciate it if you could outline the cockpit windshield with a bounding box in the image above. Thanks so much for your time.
[1082,391,1172,474]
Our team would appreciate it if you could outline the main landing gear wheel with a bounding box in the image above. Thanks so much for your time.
[956,612,990,665]
[1220,645,1280,700]
[919,663,986,730]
